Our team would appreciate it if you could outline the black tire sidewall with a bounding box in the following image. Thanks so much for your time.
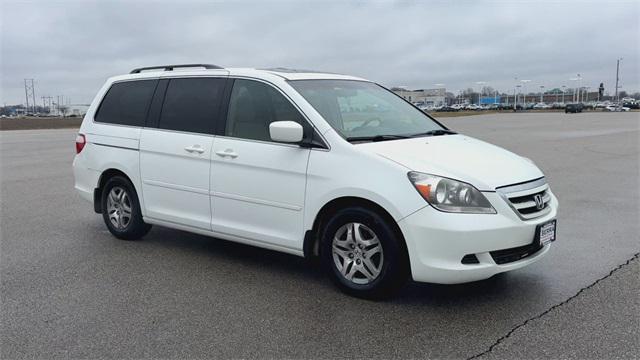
[320,207,408,299]
[101,176,149,240]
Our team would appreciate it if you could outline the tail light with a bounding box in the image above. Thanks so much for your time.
[75,134,86,154]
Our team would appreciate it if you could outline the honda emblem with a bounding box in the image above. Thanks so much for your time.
[533,194,544,210]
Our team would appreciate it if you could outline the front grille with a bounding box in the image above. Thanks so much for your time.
[490,242,543,265]
[497,177,552,220]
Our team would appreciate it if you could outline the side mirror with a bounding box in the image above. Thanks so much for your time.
[269,121,304,143]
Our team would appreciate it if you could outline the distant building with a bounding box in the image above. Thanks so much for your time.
[60,104,90,116]
[479,96,501,105]
[392,88,446,106]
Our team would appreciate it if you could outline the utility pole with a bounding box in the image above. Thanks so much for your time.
[615,58,622,102]
[24,79,36,114]
[540,85,544,103]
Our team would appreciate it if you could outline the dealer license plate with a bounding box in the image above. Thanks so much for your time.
[537,220,557,246]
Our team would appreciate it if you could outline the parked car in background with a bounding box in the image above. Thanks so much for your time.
[604,105,630,112]
[533,103,550,109]
[565,103,583,113]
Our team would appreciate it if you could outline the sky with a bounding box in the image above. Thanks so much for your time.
[1,0,639,105]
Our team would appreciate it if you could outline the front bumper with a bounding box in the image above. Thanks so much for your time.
[398,191,558,284]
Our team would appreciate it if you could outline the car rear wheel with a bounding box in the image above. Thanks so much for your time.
[320,206,409,299]
[101,176,151,240]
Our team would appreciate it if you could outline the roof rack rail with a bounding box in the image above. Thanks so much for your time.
[129,64,224,74]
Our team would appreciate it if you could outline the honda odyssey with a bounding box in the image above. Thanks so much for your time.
[73,64,558,298]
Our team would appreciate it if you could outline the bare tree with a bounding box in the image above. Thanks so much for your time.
[481,86,495,96]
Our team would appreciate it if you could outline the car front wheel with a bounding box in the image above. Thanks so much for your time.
[320,207,409,299]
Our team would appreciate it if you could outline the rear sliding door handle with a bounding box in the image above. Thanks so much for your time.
[215,149,238,158]
[184,145,205,154]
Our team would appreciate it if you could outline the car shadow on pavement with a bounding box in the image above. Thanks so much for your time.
[139,225,547,306]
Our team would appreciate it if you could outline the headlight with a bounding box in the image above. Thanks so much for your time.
[407,172,496,214]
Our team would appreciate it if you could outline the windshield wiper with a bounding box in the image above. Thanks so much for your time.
[409,129,457,138]
[345,134,411,143]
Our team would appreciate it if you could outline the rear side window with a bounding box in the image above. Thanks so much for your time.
[225,79,306,142]
[95,80,157,126]
[158,78,226,134]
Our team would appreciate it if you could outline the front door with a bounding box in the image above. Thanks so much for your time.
[210,79,311,250]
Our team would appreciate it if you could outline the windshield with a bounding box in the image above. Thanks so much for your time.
[289,80,445,141]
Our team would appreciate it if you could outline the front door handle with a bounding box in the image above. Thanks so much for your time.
[184,145,205,154]
[215,149,238,158]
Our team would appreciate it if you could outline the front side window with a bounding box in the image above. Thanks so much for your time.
[289,80,444,141]
[95,80,157,126]
[158,78,226,134]
[225,79,306,142]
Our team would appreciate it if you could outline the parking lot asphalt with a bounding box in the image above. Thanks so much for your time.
[1,112,639,359]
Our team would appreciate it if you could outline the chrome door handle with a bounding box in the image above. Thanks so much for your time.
[184,145,205,154]
[215,149,238,158]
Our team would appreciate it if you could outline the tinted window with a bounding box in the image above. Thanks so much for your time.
[225,79,305,141]
[158,78,226,134]
[95,80,157,126]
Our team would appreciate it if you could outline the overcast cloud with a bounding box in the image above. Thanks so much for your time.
[1,0,638,105]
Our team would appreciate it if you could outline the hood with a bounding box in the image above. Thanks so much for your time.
[356,134,543,191]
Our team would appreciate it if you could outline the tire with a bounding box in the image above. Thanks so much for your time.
[101,175,151,240]
[320,206,409,299]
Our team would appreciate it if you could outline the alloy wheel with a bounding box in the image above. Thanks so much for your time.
[106,186,132,230]
[332,222,384,285]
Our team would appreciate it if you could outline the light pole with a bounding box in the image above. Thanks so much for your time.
[570,77,579,102]
[584,86,590,103]
[577,74,582,102]
[398,86,408,102]
[516,84,522,110]
[475,81,486,105]
[615,58,622,103]
[512,87,516,108]
[434,84,445,106]
[562,85,566,103]
[520,80,531,107]
[539,85,545,103]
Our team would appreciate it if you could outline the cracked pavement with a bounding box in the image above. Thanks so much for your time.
[472,253,640,359]
[2,112,639,358]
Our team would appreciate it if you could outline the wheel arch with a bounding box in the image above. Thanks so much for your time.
[303,196,410,267]
[94,168,138,213]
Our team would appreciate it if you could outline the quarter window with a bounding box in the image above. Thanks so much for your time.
[225,79,305,142]
[158,78,226,134]
[95,80,157,126]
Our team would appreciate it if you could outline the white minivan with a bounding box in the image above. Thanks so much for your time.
[73,64,558,298]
